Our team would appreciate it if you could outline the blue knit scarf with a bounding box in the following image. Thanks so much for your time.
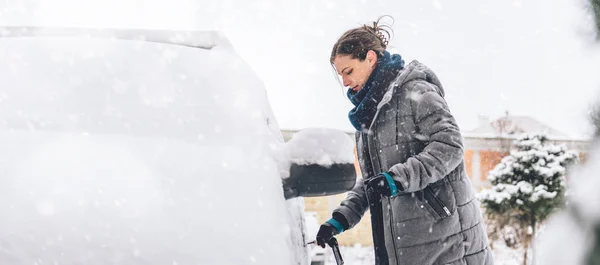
[347,51,405,131]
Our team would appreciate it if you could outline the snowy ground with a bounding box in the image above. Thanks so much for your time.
[321,245,374,265]
[490,240,526,265]
[318,240,524,265]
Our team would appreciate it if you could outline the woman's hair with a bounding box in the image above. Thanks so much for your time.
[330,15,394,64]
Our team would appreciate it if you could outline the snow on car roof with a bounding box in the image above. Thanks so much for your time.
[0,26,233,50]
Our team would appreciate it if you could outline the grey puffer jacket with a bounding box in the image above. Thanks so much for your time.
[334,61,494,265]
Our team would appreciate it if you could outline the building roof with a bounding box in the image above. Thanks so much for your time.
[464,115,570,140]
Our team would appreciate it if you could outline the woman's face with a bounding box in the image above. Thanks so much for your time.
[333,50,377,92]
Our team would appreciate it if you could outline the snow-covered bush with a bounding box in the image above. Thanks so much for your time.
[479,133,578,264]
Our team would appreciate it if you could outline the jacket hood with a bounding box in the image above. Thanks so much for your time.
[399,60,445,97]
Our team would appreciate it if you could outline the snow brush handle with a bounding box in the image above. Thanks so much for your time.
[328,237,344,265]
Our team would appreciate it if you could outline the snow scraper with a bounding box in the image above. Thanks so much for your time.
[306,237,344,265]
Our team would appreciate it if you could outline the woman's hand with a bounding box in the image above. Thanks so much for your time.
[315,213,348,248]
[364,172,403,197]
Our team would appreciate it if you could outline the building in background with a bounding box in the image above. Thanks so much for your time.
[282,114,591,247]
[463,114,589,190]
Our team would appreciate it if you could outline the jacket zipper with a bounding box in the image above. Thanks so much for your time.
[424,187,451,218]
[364,132,393,264]
[387,197,401,264]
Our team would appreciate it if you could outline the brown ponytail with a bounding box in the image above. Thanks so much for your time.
[330,15,394,64]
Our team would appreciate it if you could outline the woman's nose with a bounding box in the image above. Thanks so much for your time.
[342,77,351,87]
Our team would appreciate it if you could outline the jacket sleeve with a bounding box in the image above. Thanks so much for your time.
[388,81,464,193]
[332,179,368,230]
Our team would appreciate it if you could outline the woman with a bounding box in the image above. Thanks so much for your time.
[315,17,494,265]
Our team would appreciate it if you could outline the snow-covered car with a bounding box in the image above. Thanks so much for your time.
[0,27,357,265]
[304,212,326,265]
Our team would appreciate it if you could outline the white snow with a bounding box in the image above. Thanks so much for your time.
[276,128,355,179]
[317,240,532,265]
[324,245,375,265]
[304,212,327,262]
[568,147,600,221]
[516,181,533,194]
[534,142,600,265]
[535,209,590,265]
[0,27,234,51]
[479,180,555,205]
[478,134,583,264]
[480,134,576,205]
[532,161,565,179]
[478,184,515,204]
[530,185,557,202]
[287,128,354,166]
[432,0,443,10]
[0,34,307,265]
[534,142,600,264]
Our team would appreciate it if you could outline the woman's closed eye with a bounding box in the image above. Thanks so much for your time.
[346,69,353,75]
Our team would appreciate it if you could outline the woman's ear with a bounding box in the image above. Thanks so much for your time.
[366,50,378,67]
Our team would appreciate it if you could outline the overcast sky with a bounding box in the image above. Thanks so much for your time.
[2,0,600,138]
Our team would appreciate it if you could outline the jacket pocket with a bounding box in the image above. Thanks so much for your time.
[422,179,456,221]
